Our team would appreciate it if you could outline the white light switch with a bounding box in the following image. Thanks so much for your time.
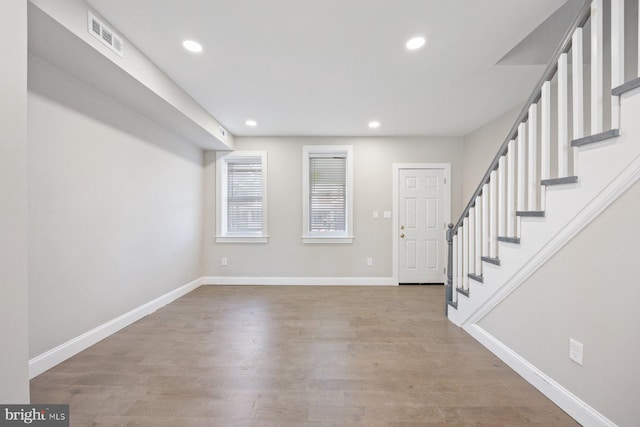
[372,211,379,219]
[383,211,391,219]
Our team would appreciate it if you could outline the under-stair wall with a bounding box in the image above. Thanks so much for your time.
[463,89,640,423]
[477,176,640,427]
[447,0,640,425]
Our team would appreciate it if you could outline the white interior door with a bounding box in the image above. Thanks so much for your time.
[398,168,445,283]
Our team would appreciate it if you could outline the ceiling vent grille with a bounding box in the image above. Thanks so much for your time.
[88,11,124,57]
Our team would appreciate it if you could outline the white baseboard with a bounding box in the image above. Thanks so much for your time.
[465,324,615,427]
[29,276,396,377]
[201,276,397,286]
[29,277,203,379]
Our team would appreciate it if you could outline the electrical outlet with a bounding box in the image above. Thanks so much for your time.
[221,257,228,266]
[569,338,583,365]
[366,257,373,266]
[383,211,391,219]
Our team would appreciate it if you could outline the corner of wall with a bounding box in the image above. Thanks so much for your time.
[0,0,30,403]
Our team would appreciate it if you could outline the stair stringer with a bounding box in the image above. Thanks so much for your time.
[449,88,640,327]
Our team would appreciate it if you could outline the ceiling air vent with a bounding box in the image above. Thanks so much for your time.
[87,11,124,57]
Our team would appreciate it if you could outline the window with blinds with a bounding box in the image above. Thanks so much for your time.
[309,154,347,232]
[302,146,353,243]
[226,158,263,233]
[216,151,268,243]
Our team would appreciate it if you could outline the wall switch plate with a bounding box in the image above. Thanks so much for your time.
[221,257,228,266]
[383,211,391,219]
[366,257,373,266]
[569,338,583,365]
[372,211,379,219]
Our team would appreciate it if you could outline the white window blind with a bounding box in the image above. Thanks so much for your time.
[302,145,352,243]
[226,157,263,233]
[309,153,347,232]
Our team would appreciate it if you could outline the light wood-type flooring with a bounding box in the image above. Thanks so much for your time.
[30,285,578,426]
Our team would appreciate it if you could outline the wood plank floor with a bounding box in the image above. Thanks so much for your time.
[30,285,579,426]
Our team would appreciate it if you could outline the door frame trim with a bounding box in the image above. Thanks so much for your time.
[392,163,451,285]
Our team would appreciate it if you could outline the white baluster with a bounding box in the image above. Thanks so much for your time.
[452,233,458,302]
[591,0,604,134]
[572,27,584,177]
[540,81,551,211]
[540,82,551,181]
[498,156,506,238]
[457,228,463,291]
[558,53,569,177]
[463,218,469,291]
[611,0,624,128]
[489,170,498,259]
[517,123,526,237]
[482,183,489,257]
[506,139,516,237]
[528,106,538,210]
[475,196,482,276]
[468,207,475,280]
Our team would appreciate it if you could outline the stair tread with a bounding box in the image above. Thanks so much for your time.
[541,176,578,186]
[497,236,520,244]
[481,256,500,266]
[468,273,484,283]
[572,129,620,147]
[612,77,640,96]
[456,287,470,297]
[516,210,545,217]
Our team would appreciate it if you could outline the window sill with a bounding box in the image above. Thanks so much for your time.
[216,235,269,244]
[302,236,354,244]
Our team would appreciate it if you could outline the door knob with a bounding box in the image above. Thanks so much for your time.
[400,225,405,230]
[400,233,405,238]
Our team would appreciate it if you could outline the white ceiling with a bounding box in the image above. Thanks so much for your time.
[85,0,572,137]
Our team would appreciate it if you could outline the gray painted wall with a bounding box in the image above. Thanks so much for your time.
[479,179,640,427]
[28,57,204,358]
[204,136,464,278]
[461,105,522,203]
[0,0,30,403]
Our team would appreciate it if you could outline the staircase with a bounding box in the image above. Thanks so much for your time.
[446,0,640,328]
[445,4,640,421]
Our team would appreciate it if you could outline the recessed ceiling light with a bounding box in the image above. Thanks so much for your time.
[246,120,257,127]
[406,36,426,50]
[368,121,380,129]
[182,40,203,53]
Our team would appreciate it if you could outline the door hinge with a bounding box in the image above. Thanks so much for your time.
[444,178,447,184]
[443,267,446,274]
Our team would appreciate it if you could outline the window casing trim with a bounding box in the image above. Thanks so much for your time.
[216,151,268,243]
[302,145,353,244]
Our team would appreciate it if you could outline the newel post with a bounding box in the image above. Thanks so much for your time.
[445,223,454,315]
